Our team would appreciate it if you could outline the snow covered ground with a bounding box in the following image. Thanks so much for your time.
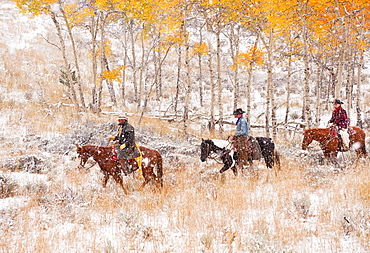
[1,1,369,252]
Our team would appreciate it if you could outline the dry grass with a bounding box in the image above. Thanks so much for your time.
[1,74,369,251]
[1,153,369,252]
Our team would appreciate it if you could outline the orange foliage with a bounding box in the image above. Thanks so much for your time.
[190,42,208,57]
[102,66,125,81]
[232,46,264,71]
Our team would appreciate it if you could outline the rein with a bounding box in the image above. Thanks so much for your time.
[208,153,224,164]
[206,141,233,164]
[83,161,98,171]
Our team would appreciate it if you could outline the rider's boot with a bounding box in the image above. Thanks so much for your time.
[118,160,128,176]
[342,142,349,151]
[338,136,343,151]
[338,135,348,152]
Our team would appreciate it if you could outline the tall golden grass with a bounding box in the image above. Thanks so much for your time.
[1,151,369,252]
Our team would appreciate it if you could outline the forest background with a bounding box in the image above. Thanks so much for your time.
[8,0,370,139]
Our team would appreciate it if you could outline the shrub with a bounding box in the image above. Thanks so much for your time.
[0,175,18,198]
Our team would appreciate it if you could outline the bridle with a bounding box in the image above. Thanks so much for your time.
[78,150,97,171]
[81,161,97,171]
[203,141,233,164]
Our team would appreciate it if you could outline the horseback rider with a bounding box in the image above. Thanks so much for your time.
[328,99,350,151]
[109,114,140,174]
[232,108,250,169]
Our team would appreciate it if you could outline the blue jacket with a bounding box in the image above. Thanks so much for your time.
[235,116,249,137]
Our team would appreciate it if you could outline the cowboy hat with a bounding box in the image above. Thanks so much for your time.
[333,99,344,105]
[117,113,128,120]
[233,108,245,115]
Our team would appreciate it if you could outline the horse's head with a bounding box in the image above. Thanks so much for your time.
[301,129,312,150]
[200,139,212,162]
[75,144,91,168]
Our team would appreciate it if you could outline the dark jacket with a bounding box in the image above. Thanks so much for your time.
[114,121,140,159]
[115,121,135,147]
[329,106,349,130]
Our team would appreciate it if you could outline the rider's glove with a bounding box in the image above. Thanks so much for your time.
[120,144,126,149]
[108,136,115,141]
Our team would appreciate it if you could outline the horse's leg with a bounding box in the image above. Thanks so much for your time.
[138,165,152,191]
[155,152,164,188]
[273,164,278,177]
[274,150,281,170]
[250,161,257,178]
[138,162,156,190]
[261,147,274,169]
[113,173,128,195]
[220,155,232,174]
[328,152,340,168]
[246,149,256,177]
[244,159,255,177]
[271,150,281,177]
[231,166,238,176]
[362,141,367,157]
[102,172,109,188]
[356,148,361,159]
[231,152,239,176]
[246,140,257,177]
[358,142,367,158]
[138,179,149,191]
[220,164,230,173]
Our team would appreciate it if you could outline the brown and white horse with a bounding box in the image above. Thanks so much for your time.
[76,144,163,194]
[302,126,366,159]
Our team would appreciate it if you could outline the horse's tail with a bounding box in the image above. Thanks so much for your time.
[361,142,367,157]
[273,149,281,170]
[155,150,164,187]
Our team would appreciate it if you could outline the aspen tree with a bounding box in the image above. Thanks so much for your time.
[14,0,80,111]
[59,1,86,109]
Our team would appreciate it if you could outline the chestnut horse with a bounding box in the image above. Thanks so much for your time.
[302,126,366,159]
[76,144,163,194]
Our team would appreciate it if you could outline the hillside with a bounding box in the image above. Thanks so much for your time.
[1,1,370,252]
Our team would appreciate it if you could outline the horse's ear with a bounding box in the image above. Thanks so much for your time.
[75,144,80,148]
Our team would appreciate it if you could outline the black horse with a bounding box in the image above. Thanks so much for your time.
[200,137,280,175]
[255,137,279,169]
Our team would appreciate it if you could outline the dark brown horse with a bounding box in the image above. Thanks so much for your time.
[302,126,366,159]
[76,144,163,193]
